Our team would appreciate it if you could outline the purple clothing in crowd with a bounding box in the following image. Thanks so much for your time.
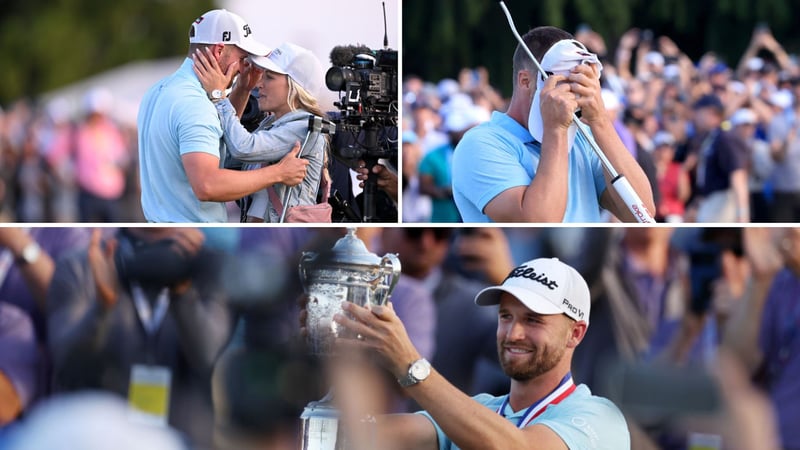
[0,302,38,409]
[614,119,638,158]
[758,268,800,449]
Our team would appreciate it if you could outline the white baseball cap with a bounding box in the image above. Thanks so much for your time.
[189,9,270,57]
[730,108,758,127]
[475,257,590,325]
[601,89,621,112]
[653,131,676,147]
[250,42,324,96]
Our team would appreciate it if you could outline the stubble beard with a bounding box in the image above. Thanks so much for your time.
[497,339,566,382]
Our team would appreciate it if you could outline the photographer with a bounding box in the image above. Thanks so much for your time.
[193,42,330,223]
[47,228,233,448]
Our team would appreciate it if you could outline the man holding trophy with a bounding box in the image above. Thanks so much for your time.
[306,253,630,449]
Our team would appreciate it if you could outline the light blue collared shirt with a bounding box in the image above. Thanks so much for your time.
[452,111,607,223]
[138,58,227,222]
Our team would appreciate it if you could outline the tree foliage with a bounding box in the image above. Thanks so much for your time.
[0,0,215,104]
[403,0,800,96]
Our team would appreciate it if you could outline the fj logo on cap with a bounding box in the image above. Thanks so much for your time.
[242,24,252,37]
[222,31,231,42]
[562,299,584,319]
[505,265,558,290]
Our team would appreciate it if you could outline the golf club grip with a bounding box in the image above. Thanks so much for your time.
[612,175,655,223]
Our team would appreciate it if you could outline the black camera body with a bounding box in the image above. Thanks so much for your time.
[325,44,399,223]
[325,45,398,163]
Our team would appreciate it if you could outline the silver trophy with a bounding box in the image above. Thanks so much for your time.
[298,228,401,450]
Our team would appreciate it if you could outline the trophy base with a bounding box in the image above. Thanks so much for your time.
[299,397,346,450]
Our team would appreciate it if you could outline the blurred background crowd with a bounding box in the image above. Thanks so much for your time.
[402,24,800,223]
[0,226,797,449]
[0,92,141,222]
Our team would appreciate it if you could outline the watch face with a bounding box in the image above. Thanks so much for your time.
[21,243,41,264]
[410,360,430,380]
[211,89,222,99]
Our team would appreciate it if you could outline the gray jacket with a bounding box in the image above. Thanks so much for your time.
[217,101,326,222]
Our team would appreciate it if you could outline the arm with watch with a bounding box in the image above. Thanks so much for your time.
[333,301,568,450]
[0,228,54,312]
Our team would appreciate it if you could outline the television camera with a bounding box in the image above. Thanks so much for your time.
[325,41,398,222]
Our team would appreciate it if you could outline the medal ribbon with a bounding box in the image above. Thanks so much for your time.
[496,372,577,428]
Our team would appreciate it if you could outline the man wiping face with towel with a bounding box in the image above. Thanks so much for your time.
[452,26,654,223]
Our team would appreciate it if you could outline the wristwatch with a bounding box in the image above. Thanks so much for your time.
[398,358,431,388]
[16,241,41,266]
[209,89,226,101]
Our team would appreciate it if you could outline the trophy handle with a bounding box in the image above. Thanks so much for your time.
[380,253,401,298]
[298,252,316,292]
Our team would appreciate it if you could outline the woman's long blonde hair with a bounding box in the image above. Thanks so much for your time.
[286,76,331,196]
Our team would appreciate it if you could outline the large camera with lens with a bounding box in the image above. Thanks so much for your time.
[325,44,398,222]
[325,44,398,162]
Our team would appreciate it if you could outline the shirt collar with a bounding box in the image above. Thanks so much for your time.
[491,111,536,145]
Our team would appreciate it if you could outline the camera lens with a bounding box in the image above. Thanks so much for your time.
[325,67,356,91]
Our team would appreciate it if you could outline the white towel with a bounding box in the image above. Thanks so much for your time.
[527,39,602,152]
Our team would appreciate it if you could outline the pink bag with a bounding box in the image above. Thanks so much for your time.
[267,179,332,223]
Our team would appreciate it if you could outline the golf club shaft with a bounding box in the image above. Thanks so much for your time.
[497,1,654,223]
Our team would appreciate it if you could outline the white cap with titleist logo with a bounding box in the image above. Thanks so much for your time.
[189,9,270,57]
[475,257,590,325]
[250,42,324,97]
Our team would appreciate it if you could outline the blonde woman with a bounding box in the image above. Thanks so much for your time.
[193,42,329,222]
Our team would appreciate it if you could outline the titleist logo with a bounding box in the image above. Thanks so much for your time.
[505,265,558,290]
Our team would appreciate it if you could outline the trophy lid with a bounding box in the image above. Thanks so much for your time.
[322,228,381,267]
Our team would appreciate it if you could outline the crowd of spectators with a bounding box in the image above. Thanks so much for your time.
[0,226,796,449]
[0,90,141,223]
[402,25,800,223]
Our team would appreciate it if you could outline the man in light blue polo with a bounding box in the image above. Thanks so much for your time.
[334,257,631,450]
[451,26,654,223]
[138,9,309,222]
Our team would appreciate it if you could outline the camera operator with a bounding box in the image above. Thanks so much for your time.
[355,159,398,203]
[47,228,233,448]
[328,128,398,223]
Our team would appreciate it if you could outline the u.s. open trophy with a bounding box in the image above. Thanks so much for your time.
[298,228,401,450]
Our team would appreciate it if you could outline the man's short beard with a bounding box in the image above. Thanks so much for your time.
[497,340,565,382]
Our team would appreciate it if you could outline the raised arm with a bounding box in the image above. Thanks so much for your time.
[216,100,307,162]
[722,228,784,373]
[0,229,55,311]
[161,229,233,373]
[334,302,569,450]
[483,75,575,222]
[567,64,656,221]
